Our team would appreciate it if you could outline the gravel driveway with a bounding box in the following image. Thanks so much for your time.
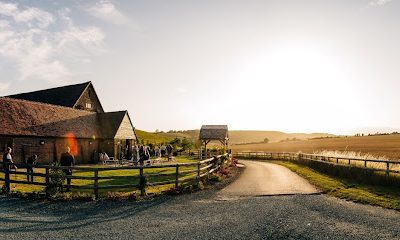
[1,162,400,240]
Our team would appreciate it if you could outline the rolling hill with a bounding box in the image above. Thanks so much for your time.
[230,134,400,160]
[135,129,335,145]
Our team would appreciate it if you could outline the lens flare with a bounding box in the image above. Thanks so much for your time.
[66,132,78,156]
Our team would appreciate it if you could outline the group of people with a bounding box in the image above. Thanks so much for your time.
[130,144,174,165]
[2,143,176,192]
[1,146,75,192]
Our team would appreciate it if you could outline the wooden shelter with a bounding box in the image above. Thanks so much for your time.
[199,125,229,159]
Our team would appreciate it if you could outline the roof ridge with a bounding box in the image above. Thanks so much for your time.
[5,81,91,97]
[98,110,127,114]
[0,97,96,114]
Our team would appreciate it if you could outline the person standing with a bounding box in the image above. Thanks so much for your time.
[60,146,75,192]
[26,154,37,182]
[2,147,16,171]
[160,144,166,158]
[154,146,159,158]
[2,147,16,192]
[132,145,139,166]
[167,144,173,161]
[138,145,144,166]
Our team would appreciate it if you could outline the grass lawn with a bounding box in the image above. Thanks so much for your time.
[1,156,200,197]
[275,161,400,210]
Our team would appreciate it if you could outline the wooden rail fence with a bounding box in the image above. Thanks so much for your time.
[0,154,230,198]
[233,152,400,177]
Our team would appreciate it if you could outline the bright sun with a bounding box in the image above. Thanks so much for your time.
[228,43,359,133]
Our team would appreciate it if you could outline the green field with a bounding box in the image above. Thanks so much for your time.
[0,156,200,197]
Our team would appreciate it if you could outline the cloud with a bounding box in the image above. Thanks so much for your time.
[0,2,54,28]
[0,82,10,93]
[0,3,105,83]
[87,1,129,25]
[369,0,393,6]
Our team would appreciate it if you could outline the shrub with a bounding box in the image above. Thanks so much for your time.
[46,163,66,196]
[219,167,230,176]
[49,192,95,201]
[1,184,7,194]
[209,174,222,182]
[106,191,121,200]
[195,181,204,190]
[165,187,182,195]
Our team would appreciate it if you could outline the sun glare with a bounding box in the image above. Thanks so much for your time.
[229,44,356,133]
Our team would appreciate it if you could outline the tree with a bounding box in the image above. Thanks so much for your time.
[170,137,181,148]
[263,138,269,143]
[180,137,194,151]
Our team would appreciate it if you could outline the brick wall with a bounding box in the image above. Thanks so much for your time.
[9,137,102,164]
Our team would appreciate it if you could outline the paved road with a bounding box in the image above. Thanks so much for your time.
[218,160,319,197]
[1,161,400,239]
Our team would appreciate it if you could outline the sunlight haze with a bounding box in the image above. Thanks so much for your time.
[1,0,399,134]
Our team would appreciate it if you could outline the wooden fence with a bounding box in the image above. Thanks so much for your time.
[0,154,230,198]
[233,152,400,177]
[178,149,226,159]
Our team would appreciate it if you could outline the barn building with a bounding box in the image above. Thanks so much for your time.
[0,81,137,164]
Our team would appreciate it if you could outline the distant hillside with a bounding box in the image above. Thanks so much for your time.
[136,129,335,145]
[228,131,336,144]
[135,130,175,144]
[230,134,400,160]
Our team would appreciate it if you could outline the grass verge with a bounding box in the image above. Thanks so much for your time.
[1,156,236,201]
[0,156,199,199]
[275,161,400,210]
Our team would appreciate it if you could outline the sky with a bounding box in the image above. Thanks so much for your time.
[0,0,400,134]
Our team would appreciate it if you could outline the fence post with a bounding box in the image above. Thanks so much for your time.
[175,165,179,188]
[348,159,351,165]
[336,158,339,164]
[140,166,145,196]
[364,161,367,168]
[44,167,50,196]
[4,164,10,194]
[94,169,99,199]
[386,162,390,178]
[197,161,201,182]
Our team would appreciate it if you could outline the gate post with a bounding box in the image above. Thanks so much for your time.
[139,166,146,196]
[4,163,10,194]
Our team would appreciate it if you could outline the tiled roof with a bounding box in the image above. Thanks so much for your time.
[98,111,127,139]
[0,97,123,139]
[199,125,229,140]
[7,82,91,108]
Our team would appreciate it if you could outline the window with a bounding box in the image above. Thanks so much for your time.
[86,103,92,109]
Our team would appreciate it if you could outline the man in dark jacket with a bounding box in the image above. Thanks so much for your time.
[60,147,75,192]
[26,154,37,182]
[167,145,173,161]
